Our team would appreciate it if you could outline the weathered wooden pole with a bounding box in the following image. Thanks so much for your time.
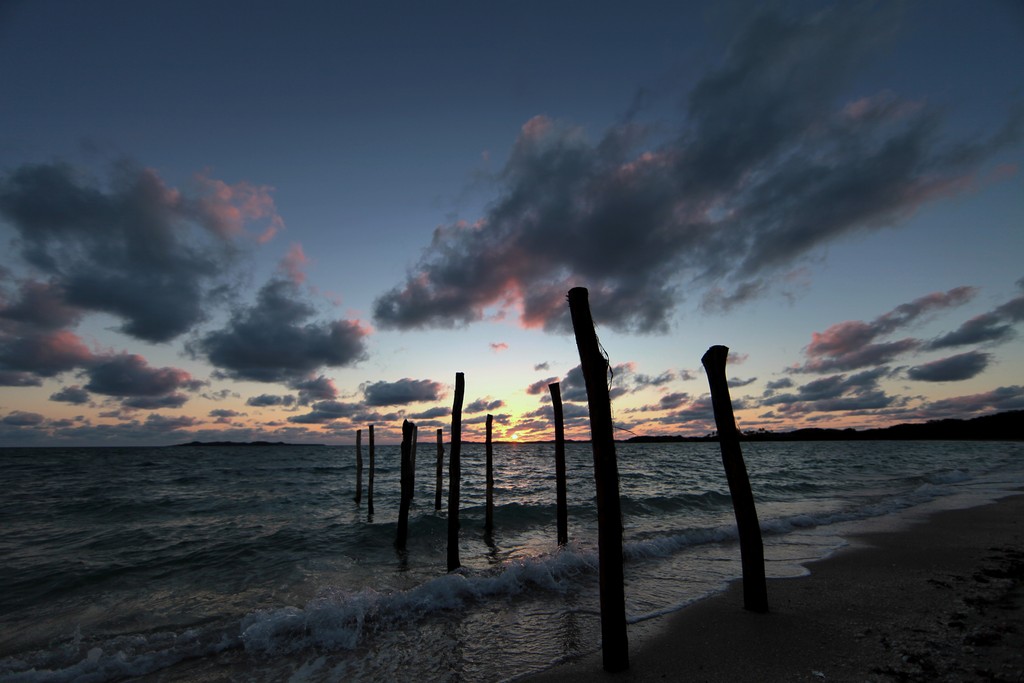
[396,419,414,550]
[447,372,465,572]
[367,424,376,517]
[549,382,568,546]
[354,428,363,504]
[410,423,418,498]
[484,413,494,539]
[701,345,768,613]
[435,428,444,511]
[567,287,629,672]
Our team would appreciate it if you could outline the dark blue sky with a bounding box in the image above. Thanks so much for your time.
[1,1,1022,445]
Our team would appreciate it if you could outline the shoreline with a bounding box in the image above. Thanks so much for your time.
[525,493,1024,682]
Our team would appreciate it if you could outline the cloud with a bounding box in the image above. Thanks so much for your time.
[246,393,296,407]
[797,287,975,372]
[533,362,550,371]
[926,289,1024,350]
[49,385,91,404]
[763,367,893,414]
[728,376,757,388]
[287,400,361,424]
[362,378,443,406]
[0,161,281,342]
[410,406,450,420]
[466,398,505,413]
[195,278,369,384]
[0,371,41,387]
[490,342,509,352]
[2,410,45,426]
[143,414,199,431]
[292,375,339,404]
[0,329,94,378]
[85,353,202,397]
[0,279,81,330]
[920,385,1024,418]
[122,393,190,410]
[527,377,559,395]
[906,351,991,382]
[373,6,1019,334]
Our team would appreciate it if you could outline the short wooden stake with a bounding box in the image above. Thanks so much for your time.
[354,428,363,504]
[484,413,494,539]
[367,424,376,517]
[396,419,414,550]
[549,382,568,546]
[567,287,629,673]
[701,345,768,613]
[447,372,465,572]
[435,428,444,511]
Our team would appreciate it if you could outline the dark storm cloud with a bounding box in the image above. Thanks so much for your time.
[906,351,990,382]
[373,6,1019,333]
[362,378,443,406]
[0,162,281,342]
[195,278,369,384]
[49,385,90,404]
[796,287,975,373]
[85,353,202,397]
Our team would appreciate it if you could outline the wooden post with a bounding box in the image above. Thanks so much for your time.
[701,345,768,613]
[354,428,363,504]
[484,413,494,539]
[367,424,375,517]
[447,372,465,572]
[567,287,629,673]
[435,428,444,511]
[549,382,568,546]
[410,423,418,498]
[396,419,414,550]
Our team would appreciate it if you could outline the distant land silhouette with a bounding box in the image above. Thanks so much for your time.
[625,410,1022,443]
[173,410,1021,448]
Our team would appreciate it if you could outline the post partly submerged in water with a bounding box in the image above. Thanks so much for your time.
[354,428,363,504]
[447,372,465,571]
[701,344,768,613]
[396,419,415,550]
[549,382,568,547]
[484,413,494,540]
[367,424,376,518]
[567,287,629,673]
[435,427,444,511]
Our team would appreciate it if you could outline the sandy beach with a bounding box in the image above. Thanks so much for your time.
[526,494,1024,683]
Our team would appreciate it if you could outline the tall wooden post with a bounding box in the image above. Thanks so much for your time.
[701,345,768,613]
[410,423,418,498]
[367,424,375,517]
[435,428,444,511]
[567,287,629,672]
[549,382,568,546]
[354,428,363,504]
[484,413,494,539]
[396,419,414,550]
[447,372,465,572]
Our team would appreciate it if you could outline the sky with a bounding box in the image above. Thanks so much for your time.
[1,0,1022,446]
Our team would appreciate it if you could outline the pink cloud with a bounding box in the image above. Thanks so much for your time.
[192,172,285,241]
[280,243,309,284]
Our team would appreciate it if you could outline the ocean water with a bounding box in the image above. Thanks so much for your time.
[1,440,1022,682]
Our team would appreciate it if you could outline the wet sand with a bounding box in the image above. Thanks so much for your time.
[526,494,1024,682]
